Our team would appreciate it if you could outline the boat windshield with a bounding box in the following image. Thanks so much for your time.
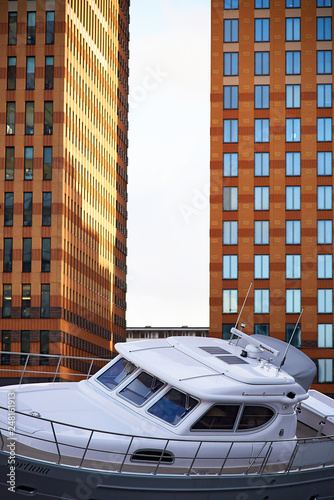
[119,372,165,406]
[97,358,136,390]
[148,388,198,426]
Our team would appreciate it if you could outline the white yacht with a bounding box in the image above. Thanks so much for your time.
[0,326,334,499]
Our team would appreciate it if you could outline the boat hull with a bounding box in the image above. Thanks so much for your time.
[0,451,333,500]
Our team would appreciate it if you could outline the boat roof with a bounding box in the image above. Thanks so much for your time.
[115,336,298,397]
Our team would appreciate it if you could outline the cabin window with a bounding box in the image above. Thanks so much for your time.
[148,389,198,426]
[192,404,274,431]
[119,372,164,406]
[238,405,274,430]
[97,358,136,390]
[192,405,239,430]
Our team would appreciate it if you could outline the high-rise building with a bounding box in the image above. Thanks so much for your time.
[210,0,334,394]
[0,0,129,381]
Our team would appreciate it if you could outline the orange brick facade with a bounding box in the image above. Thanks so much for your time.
[0,0,129,380]
[210,0,334,394]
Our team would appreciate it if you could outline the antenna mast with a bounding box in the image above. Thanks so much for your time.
[279,308,304,370]
[229,282,253,343]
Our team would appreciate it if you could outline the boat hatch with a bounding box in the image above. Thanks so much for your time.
[192,404,274,432]
[97,358,136,390]
[131,449,174,464]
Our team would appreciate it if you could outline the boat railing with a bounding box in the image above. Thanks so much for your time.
[0,351,112,384]
[0,405,334,477]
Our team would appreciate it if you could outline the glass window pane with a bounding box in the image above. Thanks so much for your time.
[223,255,238,279]
[3,285,12,319]
[24,147,33,180]
[22,284,31,318]
[97,358,136,390]
[25,102,34,135]
[254,152,269,176]
[119,372,164,406]
[44,101,53,135]
[7,57,16,90]
[27,12,36,44]
[318,324,333,348]
[42,192,52,226]
[254,289,269,314]
[148,389,198,426]
[192,405,240,430]
[223,153,238,177]
[318,254,333,279]
[8,13,17,45]
[3,238,13,273]
[286,152,301,176]
[286,51,301,74]
[317,152,332,176]
[286,254,301,279]
[5,147,14,180]
[4,193,14,226]
[223,289,238,313]
[223,187,238,210]
[255,52,269,75]
[26,57,35,90]
[43,146,53,180]
[45,56,54,89]
[42,238,51,272]
[41,284,50,318]
[23,192,33,226]
[6,102,15,135]
[46,11,55,44]
[22,238,32,273]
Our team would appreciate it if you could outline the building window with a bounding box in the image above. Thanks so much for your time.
[2,285,12,319]
[2,287,11,327]
[254,152,269,177]
[23,192,33,226]
[224,19,238,42]
[286,51,301,75]
[21,284,31,318]
[5,147,14,180]
[286,220,301,244]
[318,186,332,210]
[317,51,332,74]
[27,12,36,44]
[318,254,333,279]
[286,85,300,108]
[317,17,332,41]
[223,187,238,211]
[286,118,300,142]
[8,12,17,45]
[317,84,332,108]
[222,324,234,340]
[223,255,238,279]
[286,186,301,210]
[254,186,269,210]
[22,238,32,273]
[7,57,16,90]
[223,153,238,177]
[223,290,238,313]
[254,220,269,245]
[318,359,333,383]
[254,289,269,314]
[24,147,33,180]
[224,0,239,8]
[3,238,13,273]
[286,254,301,279]
[40,331,50,365]
[285,324,301,347]
[42,192,52,226]
[286,18,300,41]
[41,284,50,318]
[254,52,269,75]
[254,255,269,279]
[223,221,238,245]
[224,52,238,76]
[42,238,51,272]
[254,85,269,109]
[255,19,269,42]
[286,0,300,6]
[43,147,52,180]
[25,102,34,135]
[223,85,238,109]
[1,331,11,365]
[4,193,13,227]
[44,101,53,135]
[286,152,301,176]
[254,324,269,335]
[255,119,269,142]
[6,102,15,135]
[318,324,333,348]
[317,118,332,142]
[26,57,35,90]
[286,289,301,314]
[255,0,269,7]
[318,289,333,313]
[45,56,54,89]
[318,220,333,244]
[20,330,30,365]
[317,0,332,5]
[46,11,55,44]
[223,119,238,143]
[317,152,332,176]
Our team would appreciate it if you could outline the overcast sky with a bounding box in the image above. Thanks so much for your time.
[126,0,210,328]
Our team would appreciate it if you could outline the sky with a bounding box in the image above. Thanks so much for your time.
[126,0,211,328]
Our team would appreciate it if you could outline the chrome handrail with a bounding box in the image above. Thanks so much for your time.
[1,405,334,477]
